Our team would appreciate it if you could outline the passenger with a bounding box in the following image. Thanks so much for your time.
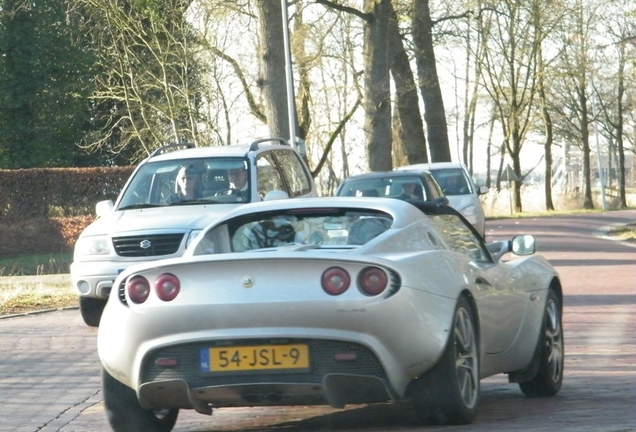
[168,165,201,202]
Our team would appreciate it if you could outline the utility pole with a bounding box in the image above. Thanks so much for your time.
[280,0,305,156]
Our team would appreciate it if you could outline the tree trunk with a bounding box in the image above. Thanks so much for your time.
[387,0,427,165]
[615,41,627,209]
[256,0,290,139]
[363,0,392,171]
[576,85,594,210]
[537,41,555,211]
[411,0,451,162]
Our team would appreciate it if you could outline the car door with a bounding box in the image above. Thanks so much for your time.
[429,212,526,355]
[272,149,315,198]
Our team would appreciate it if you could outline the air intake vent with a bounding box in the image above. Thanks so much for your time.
[112,234,185,257]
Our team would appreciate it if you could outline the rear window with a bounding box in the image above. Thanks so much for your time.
[338,176,425,200]
[194,209,394,253]
[429,169,473,196]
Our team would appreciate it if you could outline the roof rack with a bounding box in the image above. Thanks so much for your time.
[248,137,288,152]
[149,142,196,158]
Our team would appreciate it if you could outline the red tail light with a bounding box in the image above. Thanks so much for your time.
[358,266,388,295]
[127,275,150,303]
[155,273,180,301]
[322,267,351,295]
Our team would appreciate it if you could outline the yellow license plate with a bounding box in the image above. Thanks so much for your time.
[206,344,310,372]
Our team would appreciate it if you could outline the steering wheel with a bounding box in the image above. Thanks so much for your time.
[214,188,239,196]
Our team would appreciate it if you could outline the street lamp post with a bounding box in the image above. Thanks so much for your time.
[280,0,305,156]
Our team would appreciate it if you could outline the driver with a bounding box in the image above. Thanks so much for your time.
[227,167,248,194]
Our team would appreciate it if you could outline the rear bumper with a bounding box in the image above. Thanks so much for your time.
[138,339,397,412]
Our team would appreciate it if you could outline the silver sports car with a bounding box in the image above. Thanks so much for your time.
[98,197,564,432]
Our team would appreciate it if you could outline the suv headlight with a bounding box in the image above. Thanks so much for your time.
[74,235,112,258]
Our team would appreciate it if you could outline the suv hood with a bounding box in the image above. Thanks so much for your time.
[80,204,242,237]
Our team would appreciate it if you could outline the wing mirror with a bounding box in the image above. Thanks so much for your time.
[511,235,536,255]
[95,200,114,217]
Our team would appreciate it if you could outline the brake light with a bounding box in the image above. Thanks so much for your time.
[155,273,180,301]
[358,266,388,295]
[127,275,150,303]
[321,267,351,295]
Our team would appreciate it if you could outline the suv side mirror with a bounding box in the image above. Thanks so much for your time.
[95,200,114,217]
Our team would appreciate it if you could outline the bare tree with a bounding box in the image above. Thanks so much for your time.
[594,3,635,209]
[411,0,451,162]
[387,0,428,165]
[476,0,544,212]
[551,1,601,210]
[77,0,210,162]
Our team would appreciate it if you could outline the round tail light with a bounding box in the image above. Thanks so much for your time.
[155,273,180,301]
[322,267,351,295]
[358,267,388,295]
[127,275,150,303]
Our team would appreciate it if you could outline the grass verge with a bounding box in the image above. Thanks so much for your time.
[0,253,72,277]
[0,274,76,316]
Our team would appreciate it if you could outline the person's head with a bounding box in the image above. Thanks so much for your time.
[176,165,199,198]
[402,182,417,194]
[228,167,248,190]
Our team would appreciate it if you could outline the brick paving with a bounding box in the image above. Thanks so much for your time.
[1,209,634,432]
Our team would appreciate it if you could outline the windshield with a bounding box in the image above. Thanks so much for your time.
[117,157,250,209]
[429,169,473,196]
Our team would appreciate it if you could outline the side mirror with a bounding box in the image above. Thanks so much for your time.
[263,190,289,201]
[511,235,536,255]
[478,185,489,195]
[95,200,114,217]
[434,196,450,206]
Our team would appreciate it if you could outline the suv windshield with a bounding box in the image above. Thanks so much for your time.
[118,157,249,209]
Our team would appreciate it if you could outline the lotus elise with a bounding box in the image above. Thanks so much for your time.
[98,197,563,432]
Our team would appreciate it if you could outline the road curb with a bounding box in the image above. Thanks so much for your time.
[0,306,79,320]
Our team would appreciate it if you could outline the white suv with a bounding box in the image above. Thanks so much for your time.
[72,138,316,326]
[397,162,488,238]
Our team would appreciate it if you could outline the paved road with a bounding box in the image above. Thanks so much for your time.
[1,210,635,432]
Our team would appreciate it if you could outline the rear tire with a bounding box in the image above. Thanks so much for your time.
[519,289,564,397]
[410,295,480,425]
[102,368,179,432]
[79,297,106,327]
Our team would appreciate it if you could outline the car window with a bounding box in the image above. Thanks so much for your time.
[431,169,473,196]
[274,150,313,198]
[427,213,491,262]
[117,157,248,209]
[212,209,393,252]
[338,176,425,200]
[256,153,287,199]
